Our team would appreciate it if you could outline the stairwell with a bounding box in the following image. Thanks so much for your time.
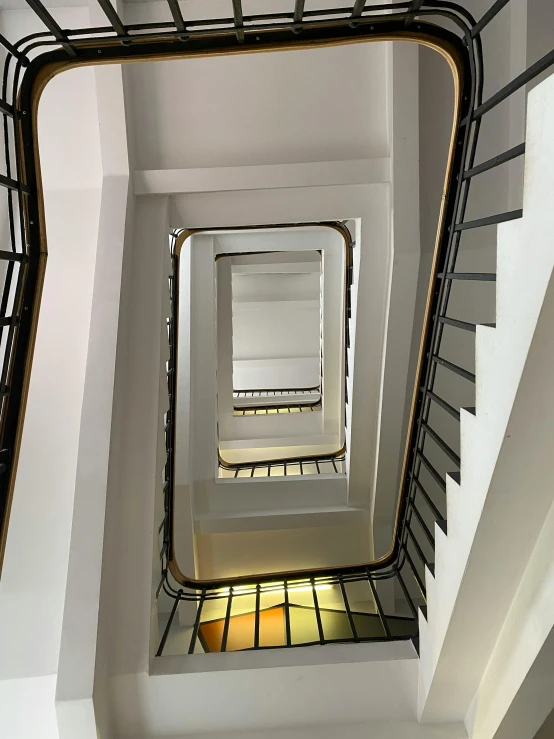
[142,58,554,739]
[418,70,554,736]
[0,2,553,738]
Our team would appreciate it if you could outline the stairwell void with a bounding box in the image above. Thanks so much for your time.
[0,1,551,665]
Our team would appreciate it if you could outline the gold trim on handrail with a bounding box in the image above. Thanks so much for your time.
[168,39,462,587]
[217,443,347,471]
[5,23,464,583]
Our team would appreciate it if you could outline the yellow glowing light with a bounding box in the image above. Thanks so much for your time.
[217,582,334,597]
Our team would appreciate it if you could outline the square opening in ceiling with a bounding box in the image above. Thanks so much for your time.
[230,250,322,395]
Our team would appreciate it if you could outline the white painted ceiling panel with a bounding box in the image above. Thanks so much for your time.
[125,41,388,170]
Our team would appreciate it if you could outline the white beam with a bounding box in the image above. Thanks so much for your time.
[216,257,234,419]
[195,475,348,516]
[195,505,367,534]
[134,158,391,195]
[56,3,131,736]
[372,40,420,549]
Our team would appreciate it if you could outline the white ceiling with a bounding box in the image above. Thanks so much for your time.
[232,271,320,304]
[232,297,321,362]
[125,38,388,171]
[231,253,321,392]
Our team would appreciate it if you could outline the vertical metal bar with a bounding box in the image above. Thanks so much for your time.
[397,0,478,603]
[232,0,245,42]
[404,0,424,26]
[254,584,261,649]
[454,209,522,232]
[404,546,426,598]
[299,459,303,475]
[95,0,126,36]
[22,0,76,55]
[471,0,511,38]
[0,174,22,191]
[472,49,554,120]
[396,568,419,620]
[351,0,366,18]
[0,260,15,349]
[311,579,325,645]
[367,571,391,638]
[315,460,321,474]
[463,143,525,180]
[284,581,292,646]
[166,0,186,32]
[338,575,359,641]
[293,0,305,32]
[156,590,182,656]
[406,522,430,570]
[410,503,435,548]
[159,539,168,560]
[155,571,166,599]
[410,476,443,521]
[221,588,234,652]
[293,0,305,23]
[0,34,28,66]
[188,588,207,654]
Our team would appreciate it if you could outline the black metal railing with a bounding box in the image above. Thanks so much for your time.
[233,387,321,399]
[233,386,322,415]
[0,0,548,652]
[233,402,322,416]
[218,449,346,479]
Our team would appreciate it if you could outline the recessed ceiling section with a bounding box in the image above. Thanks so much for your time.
[231,250,322,393]
[126,42,388,171]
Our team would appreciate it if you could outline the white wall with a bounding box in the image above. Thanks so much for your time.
[465,488,554,739]
[175,237,192,486]
[196,522,371,580]
[112,641,422,738]
[93,195,168,681]
[0,185,101,729]
[0,7,104,738]
[232,358,321,393]
[188,234,218,484]
[0,186,101,679]
[232,300,320,361]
